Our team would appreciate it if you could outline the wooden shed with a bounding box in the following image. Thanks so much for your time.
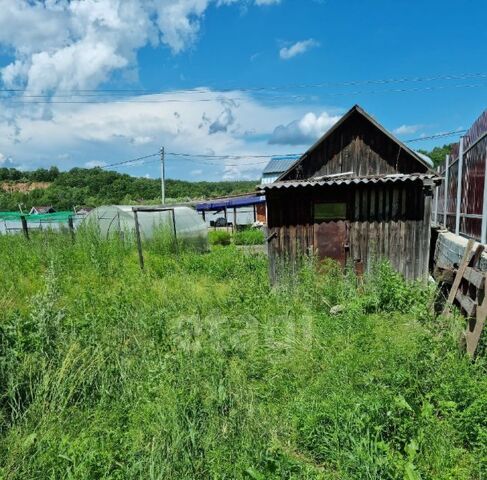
[263,105,441,282]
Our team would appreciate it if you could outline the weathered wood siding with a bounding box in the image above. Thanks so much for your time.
[281,111,429,181]
[267,181,432,282]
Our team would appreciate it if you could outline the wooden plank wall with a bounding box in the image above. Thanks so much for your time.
[282,112,429,181]
[348,183,431,281]
[267,182,432,282]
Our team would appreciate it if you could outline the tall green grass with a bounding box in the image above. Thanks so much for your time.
[234,229,265,246]
[0,231,485,479]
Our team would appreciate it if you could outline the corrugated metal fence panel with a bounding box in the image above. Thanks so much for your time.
[438,110,487,241]
[446,160,458,232]
[464,110,487,149]
[436,172,445,222]
[461,138,485,238]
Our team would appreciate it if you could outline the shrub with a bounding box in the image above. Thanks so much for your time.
[234,228,265,246]
[208,230,231,246]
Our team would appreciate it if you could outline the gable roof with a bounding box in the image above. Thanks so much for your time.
[276,105,434,182]
[262,156,300,175]
[30,205,56,214]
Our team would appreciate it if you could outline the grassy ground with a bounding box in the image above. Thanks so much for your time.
[0,230,486,479]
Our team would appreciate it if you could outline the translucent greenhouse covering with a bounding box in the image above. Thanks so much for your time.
[82,205,208,250]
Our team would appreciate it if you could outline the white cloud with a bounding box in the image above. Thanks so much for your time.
[130,136,153,146]
[190,169,203,176]
[0,88,316,178]
[393,124,423,136]
[223,164,250,180]
[0,152,16,168]
[85,160,107,168]
[0,0,281,93]
[255,0,281,4]
[269,111,341,145]
[279,39,319,60]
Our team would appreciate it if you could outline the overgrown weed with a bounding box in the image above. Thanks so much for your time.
[0,231,485,479]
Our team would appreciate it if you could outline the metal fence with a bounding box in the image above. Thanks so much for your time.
[434,109,487,242]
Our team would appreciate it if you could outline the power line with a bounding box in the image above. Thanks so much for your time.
[100,129,465,170]
[101,153,159,169]
[2,81,487,106]
[165,152,300,159]
[100,129,465,171]
[171,157,271,167]
[2,72,487,96]
[405,130,468,143]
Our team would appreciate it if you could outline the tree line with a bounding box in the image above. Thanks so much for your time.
[0,145,451,211]
[0,167,258,211]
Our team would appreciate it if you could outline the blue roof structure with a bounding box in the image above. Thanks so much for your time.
[262,155,300,175]
[195,194,265,211]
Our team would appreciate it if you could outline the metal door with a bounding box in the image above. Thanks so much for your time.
[314,220,349,267]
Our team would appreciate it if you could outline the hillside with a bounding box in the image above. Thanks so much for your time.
[1,181,51,194]
[0,144,449,211]
[0,167,258,211]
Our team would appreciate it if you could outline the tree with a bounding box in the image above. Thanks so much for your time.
[418,144,454,168]
[0,166,259,211]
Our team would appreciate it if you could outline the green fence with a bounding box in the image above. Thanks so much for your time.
[0,211,74,222]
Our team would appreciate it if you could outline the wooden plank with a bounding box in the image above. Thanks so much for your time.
[466,299,487,358]
[470,243,485,267]
[398,219,406,277]
[455,290,477,317]
[463,266,485,290]
[422,192,433,281]
[171,209,179,254]
[392,187,400,219]
[133,209,144,270]
[20,215,29,240]
[68,216,75,243]
[443,239,475,314]
[383,220,389,264]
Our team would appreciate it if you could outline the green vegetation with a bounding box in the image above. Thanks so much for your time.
[208,229,264,246]
[0,231,486,479]
[208,230,232,246]
[0,142,451,212]
[0,166,257,211]
[234,228,265,245]
[418,144,453,168]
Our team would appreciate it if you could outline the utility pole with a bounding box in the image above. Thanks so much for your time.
[160,146,165,205]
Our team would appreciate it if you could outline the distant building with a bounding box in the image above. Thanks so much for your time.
[261,156,300,185]
[195,194,266,226]
[75,206,94,216]
[29,206,56,215]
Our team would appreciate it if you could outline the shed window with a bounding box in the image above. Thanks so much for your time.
[314,202,347,221]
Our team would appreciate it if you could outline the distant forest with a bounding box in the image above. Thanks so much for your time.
[0,167,257,211]
[0,144,452,211]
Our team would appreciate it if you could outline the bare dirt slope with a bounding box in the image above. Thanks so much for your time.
[0,182,51,193]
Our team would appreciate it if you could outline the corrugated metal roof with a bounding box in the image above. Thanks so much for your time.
[415,151,434,167]
[262,173,441,190]
[195,195,266,211]
[262,156,300,175]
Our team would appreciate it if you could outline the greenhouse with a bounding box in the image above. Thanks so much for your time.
[82,205,208,250]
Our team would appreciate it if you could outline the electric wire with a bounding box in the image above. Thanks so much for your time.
[2,72,487,96]
[100,129,465,171]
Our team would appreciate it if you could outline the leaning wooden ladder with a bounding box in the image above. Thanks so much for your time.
[442,239,487,357]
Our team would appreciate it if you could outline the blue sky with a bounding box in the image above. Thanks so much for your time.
[0,0,486,181]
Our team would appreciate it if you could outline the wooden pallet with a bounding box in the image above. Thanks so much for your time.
[442,239,487,357]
